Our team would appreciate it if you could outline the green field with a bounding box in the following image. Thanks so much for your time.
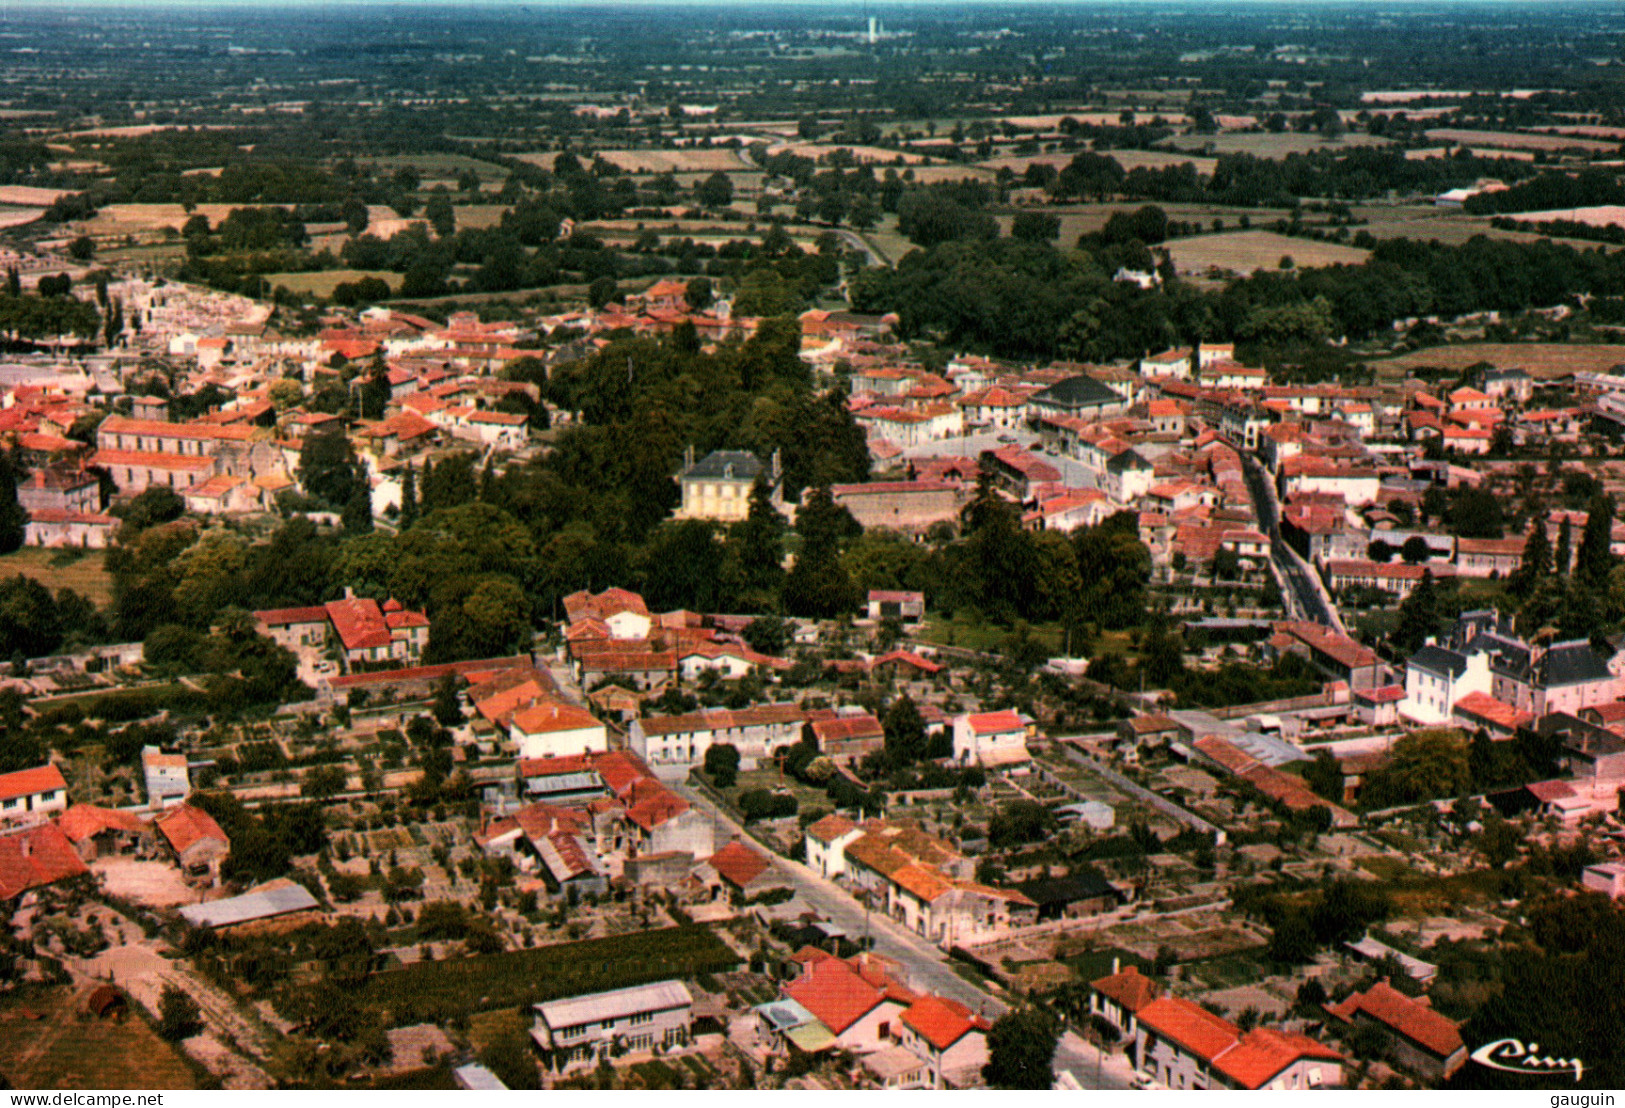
[360,926,739,1023]
[264,269,402,298]
[0,987,199,1089]
[0,547,114,605]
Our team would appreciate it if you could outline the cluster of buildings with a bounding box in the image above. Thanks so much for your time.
[0,759,232,901]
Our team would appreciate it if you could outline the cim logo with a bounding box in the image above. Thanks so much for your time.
[1470,1039,1584,1083]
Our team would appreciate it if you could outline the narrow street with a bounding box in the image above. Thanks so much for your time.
[672,781,1133,1089]
[1237,446,1344,631]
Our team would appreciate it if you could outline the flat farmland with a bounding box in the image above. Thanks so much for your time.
[1161,132,1390,159]
[264,269,401,298]
[1406,146,1537,163]
[1012,203,1293,245]
[83,203,278,236]
[1166,230,1369,275]
[1507,205,1625,229]
[357,152,507,179]
[595,148,753,173]
[904,164,997,184]
[1001,111,1191,129]
[1374,342,1625,380]
[766,142,925,165]
[0,988,198,1089]
[1531,125,1625,141]
[1424,128,1618,154]
[0,548,113,605]
[980,149,1218,177]
[1349,204,1608,249]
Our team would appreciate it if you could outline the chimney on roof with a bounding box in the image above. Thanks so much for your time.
[684,444,695,471]
[1113,956,1121,975]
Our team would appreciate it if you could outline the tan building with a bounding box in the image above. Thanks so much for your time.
[674,448,781,522]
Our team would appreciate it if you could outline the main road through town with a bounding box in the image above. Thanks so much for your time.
[1236,444,1345,632]
[669,779,1134,1089]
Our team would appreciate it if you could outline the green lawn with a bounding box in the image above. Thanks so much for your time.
[0,547,113,605]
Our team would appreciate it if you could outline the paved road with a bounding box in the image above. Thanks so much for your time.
[673,781,1133,1089]
[1237,446,1344,630]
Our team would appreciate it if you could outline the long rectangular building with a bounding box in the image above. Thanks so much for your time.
[531,980,693,1068]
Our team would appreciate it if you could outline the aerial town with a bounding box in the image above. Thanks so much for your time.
[0,0,1622,1095]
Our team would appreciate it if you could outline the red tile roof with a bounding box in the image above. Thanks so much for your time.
[1135,997,1239,1061]
[811,713,885,746]
[1212,1028,1342,1089]
[806,813,858,845]
[254,605,330,627]
[56,804,147,843]
[324,596,393,652]
[965,709,1024,735]
[154,804,228,856]
[1090,966,1162,1013]
[0,823,88,899]
[0,763,66,803]
[783,956,888,1035]
[902,996,988,1051]
[1326,981,1463,1058]
[707,840,771,888]
[510,701,601,736]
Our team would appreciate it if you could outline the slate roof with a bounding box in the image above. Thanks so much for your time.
[1536,640,1614,687]
[682,450,765,481]
[1029,374,1122,411]
[1408,645,1469,679]
[1016,869,1123,907]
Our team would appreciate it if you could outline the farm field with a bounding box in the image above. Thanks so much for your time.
[264,269,401,298]
[356,152,507,179]
[82,203,284,236]
[0,547,113,605]
[903,164,997,184]
[1001,111,1191,129]
[1160,132,1389,159]
[594,148,753,173]
[1506,205,1625,229]
[1373,342,1625,380]
[1423,128,1617,153]
[979,149,1218,177]
[1348,203,1612,249]
[765,141,925,165]
[1032,202,1295,245]
[1164,230,1369,275]
[0,987,198,1089]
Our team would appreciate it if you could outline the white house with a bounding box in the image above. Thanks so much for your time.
[0,764,68,826]
[898,996,991,1088]
[1402,644,1492,725]
[804,813,864,879]
[141,746,189,807]
[509,702,610,760]
[952,710,1031,768]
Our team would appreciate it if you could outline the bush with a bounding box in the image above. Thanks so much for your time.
[157,985,203,1041]
[739,788,797,822]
